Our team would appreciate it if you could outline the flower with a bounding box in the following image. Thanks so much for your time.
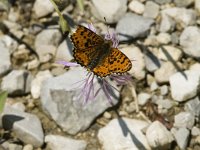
[58,23,132,105]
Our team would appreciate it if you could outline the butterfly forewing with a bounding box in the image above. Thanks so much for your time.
[70,25,104,50]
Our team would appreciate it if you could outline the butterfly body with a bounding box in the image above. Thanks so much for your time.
[87,40,112,70]
[70,25,132,77]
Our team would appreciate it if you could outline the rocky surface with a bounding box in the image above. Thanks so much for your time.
[1,0,200,149]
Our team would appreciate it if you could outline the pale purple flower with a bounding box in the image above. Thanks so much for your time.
[58,23,132,105]
[57,61,79,67]
[88,23,96,33]
[105,32,119,48]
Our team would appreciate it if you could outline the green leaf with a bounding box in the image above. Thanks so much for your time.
[77,0,84,12]
[59,16,70,34]
[0,0,11,11]
[0,91,7,114]
[49,0,70,34]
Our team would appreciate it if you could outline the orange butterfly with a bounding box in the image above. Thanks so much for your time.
[70,25,132,77]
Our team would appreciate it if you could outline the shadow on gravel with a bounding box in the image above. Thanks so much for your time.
[118,33,187,80]
[115,110,147,150]
[2,114,24,130]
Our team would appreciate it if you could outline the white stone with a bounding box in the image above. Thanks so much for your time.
[31,70,53,99]
[155,61,177,84]
[103,112,112,119]
[27,58,40,70]
[144,47,161,72]
[121,46,145,80]
[45,135,87,150]
[12,102,26,112]
[156,33,171,44]
[195,0,200,14]
[91,0,127,23]
[190,63,200,71]
[150,81,159,91]
[138,92,151,106]
[146,121,174,149]
[40,67,119,135]
[98,118,150,150]
[154,0,172,4]
[158,45,182,61]
[173,127,190,150]
[184,97,200,117]
[36,45,56,63]
[156,99,175,109]
[169,70,200,102]
[0,42,11,76]
[160,85,168,95]
[0,35,18,53]
[23,144,33,150]
[180,26,200,58]
[1,70,32,95]
[161,8,196,28]
[116,13,154,41]
[33,0,54,18]
[192,126,200,136]
[35,29,62,62]
[8,8,19,22]
[174,0,194,7]
[144,35,159,46]
[35,29,62,49]
[174,112,195,129]
[143,1,159,19]
[55,38,73,62]
[159,14,175,32]
[128,0,145,14]
[1,105,44,147]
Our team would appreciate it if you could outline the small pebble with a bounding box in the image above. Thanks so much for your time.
[23,144,33,150]
[138,92,151,106]
[192,126,200,136]
[160,85,168,95]
[103,112,112,119]
[128,0,145,14]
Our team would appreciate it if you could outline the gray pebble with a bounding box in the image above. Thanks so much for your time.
[40,67,119,135]
[160,85,168,95]
[1,105,44,147]
[33,0,54,18]
[174,127,190,150]
[153,0,172,4]
[174,111,195,129]
[180,26,200,58]
[116,13,154,41]
[91,0,127,23]
[143,1,159,19]
[1,70,33,96]
[169,70,200,102]
[138,92,151,106]
[0,42,11,77]
[45,135,87,150]
[98,118,150,150]
[174,0,194,7]
[184,97,200,117]
[146,121,174,149]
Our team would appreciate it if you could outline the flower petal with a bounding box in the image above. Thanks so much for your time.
[57,61,79,67]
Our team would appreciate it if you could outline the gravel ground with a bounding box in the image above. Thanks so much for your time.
[0,0,200,150]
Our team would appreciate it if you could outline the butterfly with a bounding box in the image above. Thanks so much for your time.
[70,25,132,78]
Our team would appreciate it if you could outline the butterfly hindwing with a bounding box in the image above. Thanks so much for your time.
[108,48,132,74]
[73,47,97,67]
